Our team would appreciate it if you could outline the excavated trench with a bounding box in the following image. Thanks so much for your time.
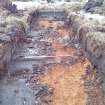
[0,10,105,105]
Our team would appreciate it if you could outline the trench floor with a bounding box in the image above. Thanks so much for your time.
[0,14,105,105]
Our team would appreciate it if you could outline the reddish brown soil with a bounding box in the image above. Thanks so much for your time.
[37,19,104,105]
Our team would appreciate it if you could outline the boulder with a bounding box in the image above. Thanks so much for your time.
[83,0,104,12]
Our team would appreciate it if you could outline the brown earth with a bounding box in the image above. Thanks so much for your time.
[36,19,105,105]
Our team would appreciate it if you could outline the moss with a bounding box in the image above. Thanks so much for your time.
[6,16,29,33]
[87,31,105,44]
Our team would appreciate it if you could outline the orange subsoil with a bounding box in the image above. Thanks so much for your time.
[35,18,104,105]
[38,19,92,105]
[52,41,76,56]
[40,61,91,105]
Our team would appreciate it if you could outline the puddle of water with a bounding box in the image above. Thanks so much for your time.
[0,78,35,105]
